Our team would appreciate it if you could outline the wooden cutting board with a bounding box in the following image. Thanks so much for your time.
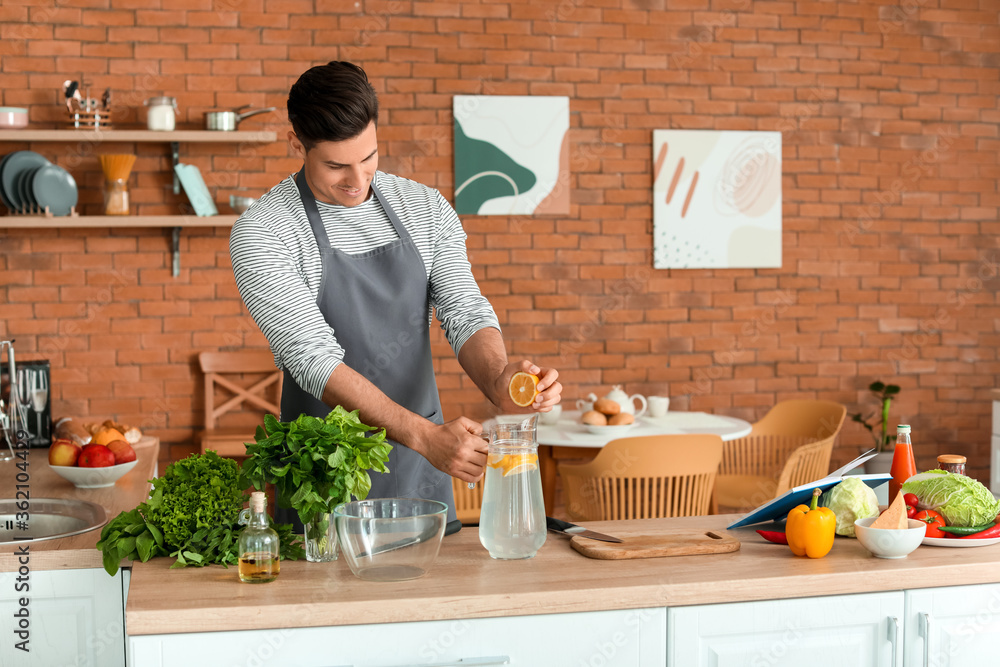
[570,529,740,560]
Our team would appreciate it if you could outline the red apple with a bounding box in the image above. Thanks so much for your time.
[105,439,136,465]
[78,444,116,468]
[48,439,82,467]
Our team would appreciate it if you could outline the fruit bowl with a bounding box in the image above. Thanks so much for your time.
[583,420,639,436]
[48,460,138,489]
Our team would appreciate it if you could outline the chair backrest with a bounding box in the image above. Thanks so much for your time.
[773,436,836,497]
[451,477,484,525]
[559,434,724,522]
[719,400,847,477]
[714,400,846,512]
[199,350,281,429]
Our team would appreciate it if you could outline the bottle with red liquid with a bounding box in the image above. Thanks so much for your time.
[889,425,916,501]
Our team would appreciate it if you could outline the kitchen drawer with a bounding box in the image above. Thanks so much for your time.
[129,607,667,667]
[667,591,903,667]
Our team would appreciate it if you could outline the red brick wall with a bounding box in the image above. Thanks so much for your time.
[1,0,997,476]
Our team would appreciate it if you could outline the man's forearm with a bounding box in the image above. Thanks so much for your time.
[456,326,508,407]
[320,363,434,455]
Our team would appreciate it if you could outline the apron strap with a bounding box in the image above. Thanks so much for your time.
[370,180,415,246]
[294,168,331,248]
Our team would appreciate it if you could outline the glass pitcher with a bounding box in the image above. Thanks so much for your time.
[478,421,546,560]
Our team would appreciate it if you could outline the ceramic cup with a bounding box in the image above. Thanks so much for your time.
[539,404,562,425]
[648,396,670,417]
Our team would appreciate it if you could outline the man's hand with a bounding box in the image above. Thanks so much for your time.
[409,417,488,484]
[494,360,563,413]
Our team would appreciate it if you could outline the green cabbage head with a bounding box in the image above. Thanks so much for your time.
[902,470,1000,527]
[820,477,880,537]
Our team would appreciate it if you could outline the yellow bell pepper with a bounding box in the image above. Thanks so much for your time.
[786,488,836,558]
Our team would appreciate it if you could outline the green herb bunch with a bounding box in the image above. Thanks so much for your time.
[242,406,393,525]
[96,451,303,576]
[850,380,902,453]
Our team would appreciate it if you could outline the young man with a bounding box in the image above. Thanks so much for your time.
[230,61,561,527]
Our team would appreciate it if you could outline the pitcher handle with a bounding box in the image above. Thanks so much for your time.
[630,394,647,419]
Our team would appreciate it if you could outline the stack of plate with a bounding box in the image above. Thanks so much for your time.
[0,151,78,216]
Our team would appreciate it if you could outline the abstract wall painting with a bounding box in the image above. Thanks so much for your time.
[652,130,782,269]
[453,95,570,215]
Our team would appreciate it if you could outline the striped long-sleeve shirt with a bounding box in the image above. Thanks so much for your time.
[229,170,500,400]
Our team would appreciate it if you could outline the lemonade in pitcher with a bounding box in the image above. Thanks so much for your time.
[479,436,546,560]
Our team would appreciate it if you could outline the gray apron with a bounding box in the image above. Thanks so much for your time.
[275,169,457,530]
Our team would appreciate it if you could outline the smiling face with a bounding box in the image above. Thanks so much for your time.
[289,120,379,207]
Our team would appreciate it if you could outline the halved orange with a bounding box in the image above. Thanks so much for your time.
[508,372,539,407]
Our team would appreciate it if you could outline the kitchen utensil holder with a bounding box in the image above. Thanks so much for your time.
[65,108,113,130]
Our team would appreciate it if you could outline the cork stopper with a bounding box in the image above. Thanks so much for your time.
[937,455,967,465]
[250,491,266,513]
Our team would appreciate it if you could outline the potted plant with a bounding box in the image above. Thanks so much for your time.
[851,381,901,474]
[242,406,392,562]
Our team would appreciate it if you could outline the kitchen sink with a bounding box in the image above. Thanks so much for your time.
[0,498,108,544]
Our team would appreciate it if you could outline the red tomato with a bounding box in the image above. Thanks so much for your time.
[903,493,920,508]
[906,504,917,519]
[915,509,946,538]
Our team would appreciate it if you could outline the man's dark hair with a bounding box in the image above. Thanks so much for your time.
[287,61,379,150]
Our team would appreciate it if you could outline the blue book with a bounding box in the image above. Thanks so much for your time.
[727,449,891,529]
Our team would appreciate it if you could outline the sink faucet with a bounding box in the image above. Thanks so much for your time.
[0,339,17,455]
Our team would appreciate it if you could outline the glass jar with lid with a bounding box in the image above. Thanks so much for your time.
[145,96,177,131]
[937,454,967,476]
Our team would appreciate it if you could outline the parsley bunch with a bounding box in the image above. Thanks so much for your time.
[242,407,392,525]
[96,451,303,576]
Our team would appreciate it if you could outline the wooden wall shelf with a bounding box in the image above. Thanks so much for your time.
[1,128,272,275]
[0,215,237,229]
[0,129,277,143]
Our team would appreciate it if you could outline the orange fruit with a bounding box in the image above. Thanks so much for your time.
[508,372,539,407]
[486,452,539,476]
[93,427,125,446]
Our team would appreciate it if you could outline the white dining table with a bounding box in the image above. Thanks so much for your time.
[536,409,753,513]
[538,409,752,448]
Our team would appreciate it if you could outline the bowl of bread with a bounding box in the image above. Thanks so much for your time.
[580,397,639,435]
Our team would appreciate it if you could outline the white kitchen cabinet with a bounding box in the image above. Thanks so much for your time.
[0,567,126,667]
[667,591,904,667]
[128,607,667,667]
[904,583,1000,667]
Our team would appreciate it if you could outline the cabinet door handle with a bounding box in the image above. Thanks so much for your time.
[922,612,934,667]
[888,616,900,666]
[391,658,511,667]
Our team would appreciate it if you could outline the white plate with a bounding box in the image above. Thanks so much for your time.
[583,420,640,436]
[922,535,1000,548]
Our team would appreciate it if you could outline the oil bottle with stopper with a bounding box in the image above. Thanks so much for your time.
[238,491,280,583]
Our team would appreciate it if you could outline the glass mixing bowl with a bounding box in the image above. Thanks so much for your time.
[333,498,448,582]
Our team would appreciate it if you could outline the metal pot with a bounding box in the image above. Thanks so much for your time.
[205,105,275,131]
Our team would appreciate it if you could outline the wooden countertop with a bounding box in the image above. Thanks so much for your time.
[126,513,1000,636]
[0,438,158,571]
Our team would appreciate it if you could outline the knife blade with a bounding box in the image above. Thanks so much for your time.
[546,516,623,543]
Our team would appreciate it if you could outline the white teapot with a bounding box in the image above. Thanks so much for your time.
[602,385,647,418]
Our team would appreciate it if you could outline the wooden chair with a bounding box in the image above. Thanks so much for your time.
[451,477,484,525]
[558,434,724,522]
[197,350,282,458]
[714,399,846,513]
